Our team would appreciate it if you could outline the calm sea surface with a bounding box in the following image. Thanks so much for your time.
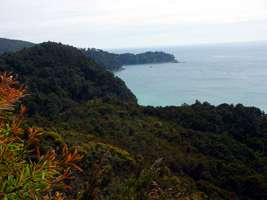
[114,42,267,111]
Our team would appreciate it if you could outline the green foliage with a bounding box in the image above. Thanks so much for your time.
[55,99,267,199]
[0,72,83,200]
[108,159,206,200]
[0,42,137,118]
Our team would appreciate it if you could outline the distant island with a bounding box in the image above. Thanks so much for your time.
[81,48,178,71]
[0,38,178,71]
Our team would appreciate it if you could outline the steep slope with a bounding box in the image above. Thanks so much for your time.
[0,42,136,118]
[0,38,35,54]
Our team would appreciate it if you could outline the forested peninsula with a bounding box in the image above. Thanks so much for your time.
[81,48,178,70]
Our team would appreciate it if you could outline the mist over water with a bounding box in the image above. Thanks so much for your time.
[115,42,267,111]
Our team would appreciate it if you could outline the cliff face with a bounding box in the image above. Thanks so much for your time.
[81,48,178,71]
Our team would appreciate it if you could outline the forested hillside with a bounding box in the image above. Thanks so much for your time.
[0,38,177,71]
[0,42,266,199]
[0,42,136,118]
[0,38,34,54]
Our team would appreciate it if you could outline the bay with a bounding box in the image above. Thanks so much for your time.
[114,42,267,111]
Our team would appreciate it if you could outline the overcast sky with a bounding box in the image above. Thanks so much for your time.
[0,0,267,49]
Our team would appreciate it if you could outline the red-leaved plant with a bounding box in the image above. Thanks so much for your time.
[0,72,83,200]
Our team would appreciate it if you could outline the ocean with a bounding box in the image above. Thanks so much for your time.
[113,42,267,111]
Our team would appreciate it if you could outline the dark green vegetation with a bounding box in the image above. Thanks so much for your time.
[0,38,178,71]
[0,42,266,199]
[0,42,136,118]
[0,38,34,54]
[81,48,178,71]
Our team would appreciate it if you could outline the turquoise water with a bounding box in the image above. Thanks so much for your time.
[114,42,267,111]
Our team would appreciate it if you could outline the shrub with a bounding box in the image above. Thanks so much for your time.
[0,72,83,200]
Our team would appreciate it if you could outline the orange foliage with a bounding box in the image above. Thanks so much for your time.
[0,72,83,200]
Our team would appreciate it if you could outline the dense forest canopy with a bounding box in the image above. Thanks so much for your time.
[0,38,178,71]
[0,42,266,199]
[0,42,136,118]
[81,48,178,71]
